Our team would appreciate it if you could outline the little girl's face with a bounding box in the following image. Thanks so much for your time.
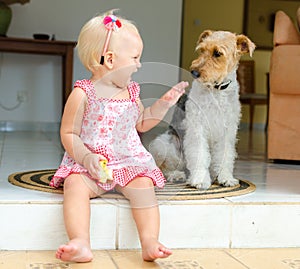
[110,30,143,88]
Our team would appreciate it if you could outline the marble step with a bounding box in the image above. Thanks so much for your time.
[1,181,300,250]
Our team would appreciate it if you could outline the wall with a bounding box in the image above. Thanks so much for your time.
[1,0,282,128]
[0,0,183,124]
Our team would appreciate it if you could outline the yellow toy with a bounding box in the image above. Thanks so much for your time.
[98,160,113,183]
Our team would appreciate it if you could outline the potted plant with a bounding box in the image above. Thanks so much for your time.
[0,0,30,37]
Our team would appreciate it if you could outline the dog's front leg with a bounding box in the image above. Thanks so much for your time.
[212,130,239,187]
[183,129,212,190]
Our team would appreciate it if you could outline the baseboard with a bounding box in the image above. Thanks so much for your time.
[0,121,265,133]
[0,121,60,132]
[239,122,266,131]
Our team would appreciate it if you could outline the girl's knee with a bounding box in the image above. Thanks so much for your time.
[63,175,79,190]
[63,174,97,198]
[120,177,158,208]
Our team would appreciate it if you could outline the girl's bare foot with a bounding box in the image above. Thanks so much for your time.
[142,238,172,261]
[55,239,93,263]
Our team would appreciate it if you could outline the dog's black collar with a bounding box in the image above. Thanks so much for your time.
[214,80,232,90]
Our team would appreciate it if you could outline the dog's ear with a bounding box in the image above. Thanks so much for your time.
[197,30,213,44]
[236,35,256,57]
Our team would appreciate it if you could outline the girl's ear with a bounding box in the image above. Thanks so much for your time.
[103,51,114,69]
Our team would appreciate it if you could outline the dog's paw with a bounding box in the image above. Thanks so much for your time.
[166,171,186,182]
[217,172,239,187]
[187,170,211,190]
[190,181,212,190]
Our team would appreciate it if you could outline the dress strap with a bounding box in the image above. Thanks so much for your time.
[73,79,97,116]
[74,79,97,101]
[128,81,140,102]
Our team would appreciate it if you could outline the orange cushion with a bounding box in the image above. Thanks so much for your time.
[273,10,300,45]
[270,45,300,95]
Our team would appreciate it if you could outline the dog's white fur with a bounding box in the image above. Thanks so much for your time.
[149,30,255,189]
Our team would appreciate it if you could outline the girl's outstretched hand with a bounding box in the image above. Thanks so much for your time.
[160,81,189,108]
[82,153,107,180]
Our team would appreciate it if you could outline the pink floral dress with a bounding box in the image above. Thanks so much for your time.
[50,79,165,191]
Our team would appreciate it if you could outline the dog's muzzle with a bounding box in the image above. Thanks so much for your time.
[191,70,200,78]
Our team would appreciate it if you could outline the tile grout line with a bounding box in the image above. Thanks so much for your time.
[115,203,120,250]
[228,203,233,249]
[106,250,120,269]
[222,249,252,269]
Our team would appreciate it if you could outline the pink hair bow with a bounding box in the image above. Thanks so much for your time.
[103,15,122,31]
[100,15,122,64]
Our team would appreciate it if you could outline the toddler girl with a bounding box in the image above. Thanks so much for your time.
[50,11,188,263]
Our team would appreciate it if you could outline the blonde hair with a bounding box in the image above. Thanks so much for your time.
[77,11,139,72]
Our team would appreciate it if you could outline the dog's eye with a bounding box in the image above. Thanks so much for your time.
[213,50,222,58]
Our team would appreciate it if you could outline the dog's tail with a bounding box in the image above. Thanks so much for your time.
[148,132,172,168]
[149,131,185,176]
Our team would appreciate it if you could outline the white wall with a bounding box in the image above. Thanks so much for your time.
[0,0,183,123]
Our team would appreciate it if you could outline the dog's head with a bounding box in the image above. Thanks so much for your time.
[190,30,255,88]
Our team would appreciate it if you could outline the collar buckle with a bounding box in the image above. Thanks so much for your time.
[214,80,231,90]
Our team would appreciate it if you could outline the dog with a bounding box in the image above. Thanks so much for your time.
[149,30,255,189]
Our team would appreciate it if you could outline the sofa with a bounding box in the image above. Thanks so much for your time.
[268,8,300,161]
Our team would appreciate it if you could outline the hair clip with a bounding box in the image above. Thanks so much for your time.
[100,15,122,65]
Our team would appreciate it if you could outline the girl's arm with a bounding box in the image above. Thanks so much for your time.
[60,87,104,179]
[60,87,89,163]
[136,81,188,133]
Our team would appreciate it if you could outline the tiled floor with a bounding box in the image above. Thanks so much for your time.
[1,127,300,202]
[1,127,300,268]
[1,248,300,268]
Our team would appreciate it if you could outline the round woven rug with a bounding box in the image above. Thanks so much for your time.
[8,169,255,200]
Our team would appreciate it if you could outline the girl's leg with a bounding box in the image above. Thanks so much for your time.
[118,177,172,261]
[56,174,103,263]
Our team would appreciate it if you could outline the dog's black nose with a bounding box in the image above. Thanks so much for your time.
[191,70,200,78]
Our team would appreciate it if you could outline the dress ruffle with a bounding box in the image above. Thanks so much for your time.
[51,164,165,191]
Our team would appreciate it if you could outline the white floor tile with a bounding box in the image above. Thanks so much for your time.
[160,204,231,248]
[231,204,300,248]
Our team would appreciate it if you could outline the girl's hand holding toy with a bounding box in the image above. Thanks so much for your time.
[82,153,112,182]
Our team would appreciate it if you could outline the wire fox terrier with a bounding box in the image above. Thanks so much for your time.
[149,30,255,189]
